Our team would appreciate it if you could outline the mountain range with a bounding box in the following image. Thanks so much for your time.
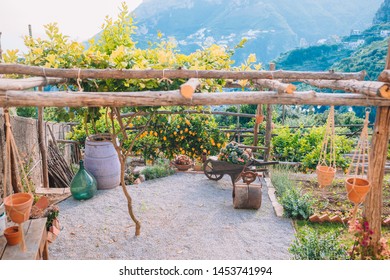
[130,0,383,63]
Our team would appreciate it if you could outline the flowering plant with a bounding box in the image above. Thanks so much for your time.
[218,142,251,165]
[174,154,192,165]
[349,218,390,260]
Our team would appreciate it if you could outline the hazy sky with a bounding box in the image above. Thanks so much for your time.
[0,0,143,52]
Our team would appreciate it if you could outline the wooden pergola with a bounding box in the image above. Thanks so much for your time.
[0,41,389,251]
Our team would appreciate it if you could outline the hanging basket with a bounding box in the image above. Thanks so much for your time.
[316,165,336,188]
[4,193,33,224]
[345,177,370,204]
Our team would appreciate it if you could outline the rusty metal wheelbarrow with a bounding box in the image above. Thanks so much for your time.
[203,156,278,185]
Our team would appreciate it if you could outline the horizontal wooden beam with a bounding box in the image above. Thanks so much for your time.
[0,63,366,81]
[302,79,390,98]
[0,77,67,90]
[255,79,296,94]
[2,90,390,107]
[121,110,256,118]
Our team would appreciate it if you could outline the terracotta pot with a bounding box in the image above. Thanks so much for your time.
[256,115,264,124]
[345,177,370,204]
[4,193,34,224]
[174,163,192,171]
[316,165,336,188]
[193,164,203,171]
[4,226,22,246]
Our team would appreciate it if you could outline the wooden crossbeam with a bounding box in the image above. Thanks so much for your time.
[302,79,390,98]
[0,77,67,90]
[121,110,256,118]
[2,90,390,107]
[0,63,366,81]
[255,79,296,94]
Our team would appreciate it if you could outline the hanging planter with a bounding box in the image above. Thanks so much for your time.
[345,177,370,204]
[345,108,371,227]
[4,193,33,224]
[316,165,336,188]
[316,106,336,188]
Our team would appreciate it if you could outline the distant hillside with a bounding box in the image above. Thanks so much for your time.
[129,0,381,64]
[332,39,388,80]
[274,23,389,78]
[374,0,390,24]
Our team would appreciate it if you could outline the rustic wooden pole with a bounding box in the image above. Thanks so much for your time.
[121,110,256,118]
[10,143,21,193]
[38,106,49,188]
[264,104,273,162]
[3,90,390,107]
[180,78,200,99]
[0,32,3,63]
[302,79,390,98]
[379,70,390,82]
[0,77,66,91]
[253,104,263,146]
[365,40,390,253]
[264,63,276,162]
[255,79,296,94]
[0,63,366,81]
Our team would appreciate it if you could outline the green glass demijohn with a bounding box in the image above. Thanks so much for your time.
[70,160,97,200]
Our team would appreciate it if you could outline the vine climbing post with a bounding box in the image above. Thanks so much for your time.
[365,39,390,253]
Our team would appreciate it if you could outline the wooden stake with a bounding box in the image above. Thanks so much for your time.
[253,104,263,146]
[180,78,200,99]
[264,104,273,162]
[38,107,49,188]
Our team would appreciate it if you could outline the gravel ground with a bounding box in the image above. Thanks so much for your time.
[49,173,295,260]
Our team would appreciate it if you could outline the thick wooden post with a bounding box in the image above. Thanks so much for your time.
[38,107,49,188]
[365,40,390,252]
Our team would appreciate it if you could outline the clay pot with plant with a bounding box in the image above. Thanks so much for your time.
[173,155,193,171]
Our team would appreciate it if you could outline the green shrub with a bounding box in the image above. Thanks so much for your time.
[141,160,175,180]
[280,187,314,220]
[271,125,353,172]
[289,226,348,260]
[270,167,294,198]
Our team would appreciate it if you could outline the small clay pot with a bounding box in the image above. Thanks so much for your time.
[4,226,22,246]
[4,193,33,224]
[316,165,336,188]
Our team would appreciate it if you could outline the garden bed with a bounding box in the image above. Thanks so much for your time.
[296,174,390,221]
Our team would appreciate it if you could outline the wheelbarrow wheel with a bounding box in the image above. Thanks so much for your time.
[203,159,224,181]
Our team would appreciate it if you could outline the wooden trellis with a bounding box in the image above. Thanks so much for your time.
[0,41,389,251]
